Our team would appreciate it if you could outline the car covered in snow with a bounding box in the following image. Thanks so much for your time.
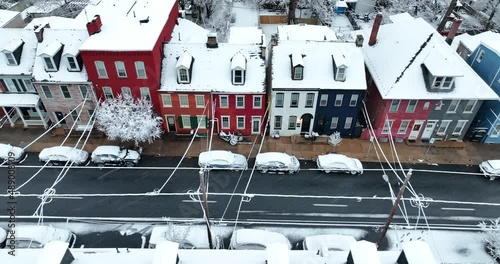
[39,146,89,166]
[316,153,363,175]
[255,152,300,173]
[302,234,356,251]
[91,146,141,167]
[229,229,291,250]
[7,225,76,248]
[0,143,27,163]
[198,150,247,171]
[0,227,6,248]
[149,226,220,249]
[479,160,500,180]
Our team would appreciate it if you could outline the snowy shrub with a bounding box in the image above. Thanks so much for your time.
[479,218,500,260]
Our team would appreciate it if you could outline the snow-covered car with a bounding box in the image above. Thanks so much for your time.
[91,145,141,167]
[316,153,363,174]
[0,143,27,163]
[255,152,300,173]
[198,150,247,171]
[149,226,220,249]
[479,160,500,180]
[7,225,76,248]
[39,146,89,166]
[0,227,6,248]
[303,234,356,251]
[229,229,291,250]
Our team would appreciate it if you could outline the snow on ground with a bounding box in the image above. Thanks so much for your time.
[355,0,377,14]
[330,14,354,33]
[231,1,259,27]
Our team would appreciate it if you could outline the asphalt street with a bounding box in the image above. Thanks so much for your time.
[1,154,498,229]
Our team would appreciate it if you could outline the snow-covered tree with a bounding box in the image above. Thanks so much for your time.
[479,218,500,260]
[298,0,334,25]
[96,95,163,147]
[329,131,342,151]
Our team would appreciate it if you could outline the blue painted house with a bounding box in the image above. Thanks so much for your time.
[467,37,500,143]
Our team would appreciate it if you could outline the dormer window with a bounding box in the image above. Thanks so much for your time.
[43,57,56,71]
[336,67,346,81]
[175,51,193,84]
[67,56,79,71]
[63,48,82,72]
[4,52,17,65]
[290,50,304,80]
[294,67,303,80]
[332,52,347,82]
[40,41,63,72]
[231,52,246,85]
[2,38,24,66]
[432,76,454,90]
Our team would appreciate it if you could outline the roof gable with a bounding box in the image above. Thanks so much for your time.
[0,28,38,75]
[231,52,247,70]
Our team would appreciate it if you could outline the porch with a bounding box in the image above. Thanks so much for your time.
[0,94,50,129]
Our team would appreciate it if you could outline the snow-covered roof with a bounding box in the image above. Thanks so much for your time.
[335,0,348,8]
[349,240,381,264]
[256,152,293,165]
[0,28,38,76]
[267,243,289,264]
[17,225,71,245]
[422,45,464,77]
[169,18,210,44]
[451,31,500,54]
[388,13,414,24]
[231,52,246,70]
[303,234,356,252]
[160,43,265,93]
[272,40,366,90]
[92,146,121,156]
[33,29,89,83]
[230,229,291,250]
[357,14,499,100]
[78,0,177,51]
[277,24,338,41]
[0,94,40,107]
[40,41,63,57]
[228,27,265,44]
[37,241,70,264]
[25,16,85,30]
[401,241,438,264]
[482,39,500,55]
[2,38,24,53]
[199,150,235,164]
[0,10,20,27]
[175,51,193,69]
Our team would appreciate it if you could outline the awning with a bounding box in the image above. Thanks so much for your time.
[0,93,40,107]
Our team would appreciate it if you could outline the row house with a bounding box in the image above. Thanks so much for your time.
[0,28,49,128]
[158,34,266,136]
[31,27,98,131]
[269,25,366,137]
[78,0,179,113]
[359,13,499,142]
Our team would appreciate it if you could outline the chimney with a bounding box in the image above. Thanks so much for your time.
[93,15,102,33]
[86,21,96,36]
[355,34,364,47]
[368,13,383,46]
[206,33,218,48]
[34,23,50,43]
[445,19,462,45]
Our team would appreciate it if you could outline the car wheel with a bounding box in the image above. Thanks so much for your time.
[350,171,357,175]
[125,162,134,167]
[97,163,104,169]
[289,170,296,174]
[261,169,268,173]
[324,170,331,174]
[47,162,53,166]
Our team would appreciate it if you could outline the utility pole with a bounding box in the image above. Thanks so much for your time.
[376,169,413,249]
[199,169,214,249]
[437,0,457,32]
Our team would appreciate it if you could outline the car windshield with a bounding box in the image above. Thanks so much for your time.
[15,239,42,248]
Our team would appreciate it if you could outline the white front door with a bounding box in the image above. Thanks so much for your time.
[408,120,424,140]
[252,117,261,134]
[421,120,438,140]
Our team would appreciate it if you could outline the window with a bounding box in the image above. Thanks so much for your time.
[88,109,95,120]
[349,94,359,107]
[443,77,453,88]
[335,94,344,106]
[288,116,297,130]
[274,116,282,130]
[140,87,151,101]
[236,95,245,108]
[437,120,451,135]
[320,94,328,106]
[293,67,303,80]
[121,87,131,98]
[491,124,500,138]
[41,85,52,98]
[382,120,394,134]
[344,117,353,129]
[221,116,230,129]
[103,87,113,99]
[476,50,485,63]
[290,93,299,107]
[305,93,314,108]
[453,120,467,135]
[178,68,189,83]
[447,100,460,113]
[389,100,400,112]
[95,61,107,78]
[237,116,245,129]
[135,61,147,78]
[432,77,454,89]
[71,110,79,123]
[24,79,34,92]
[60,85,71,99]
[197,115,207,129]
[115,61,127,78]
[179,94,189,107]
[275,93,284,107]
[406,100,418,112]
[398,120,410,134]
[253,96,262,108]
[220,95,228,108]
[423,102,430,110]
[79,85,88,99]
[195,95,205,108]
[464,100,477,113]
[162,94,172,107]
[181,115,191,128]
[330,117,339,129]
[43,57,55,71]
[336,67,346,81]
[67,56,78,71]
[4,52,16,65]
[234,70,243,84]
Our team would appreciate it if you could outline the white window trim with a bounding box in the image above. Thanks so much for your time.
[181,115,191,129]
[293,67,303,80]
[381,120,394,134]
[344,117,353,129]
[195,95,205,108]
[59,85,71,99]
[121,87,132,98]
[320,94,328,106]
[66,56,80,71]
[406,100,418,113]
[179,94,189,108]
[305,93,314,108]
[236,116,245,129]
[197,115,207,129]
[447,100,460,113]
[252,116,261,134]
[135,61,147,79]
[432,76,454,90]
[233,70,244,84]
[140,87,151,101]
[41,85,53,99]
[397,120,410,134]
[79,85,88,99]
[236,95,245,109]
[220,95,229,108]
[463,100,477,113]
[274,116,282,130]
[162,94,172,107]
[330,117,339,129]
[349,94,358,107]
[221,115,230,129]
[335,94,344,107]
[102,87,113,99]
[4,52,17,65]
[42,56,57,71]
[437,120,451,135]
[452,120,468,136]
[290,93,299,107]
[389,100,400,112]
[115,61,127,78]
[253,95,262,109]
[336,67,346,81]
[288,116,297,130]
[95,61,107,78]
[476,50,485,63]
[177,68,190,83]
[275,93,284,107]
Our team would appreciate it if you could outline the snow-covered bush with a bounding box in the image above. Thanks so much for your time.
[479,218,500,260]
[96,95,163,147]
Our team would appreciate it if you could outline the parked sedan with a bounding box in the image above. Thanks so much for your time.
[316,153,363,174]
[8,225,76,248]
[198,150,247,171]
[39,146,89,166]
[0,143,27,163]
[91,145,141,167]
[255,152,300,173]
[229,229,291,250]
[479,160,500,180]
[303,234,356,251]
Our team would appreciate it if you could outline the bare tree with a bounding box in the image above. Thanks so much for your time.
[479,218,500,260]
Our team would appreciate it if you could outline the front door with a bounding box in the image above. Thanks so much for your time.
[408,120,424,140]
[301,113,313,133]
[316,115,326,135]
[421,120,437,140]
[166,115,176,132]
[252,117,261,134]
